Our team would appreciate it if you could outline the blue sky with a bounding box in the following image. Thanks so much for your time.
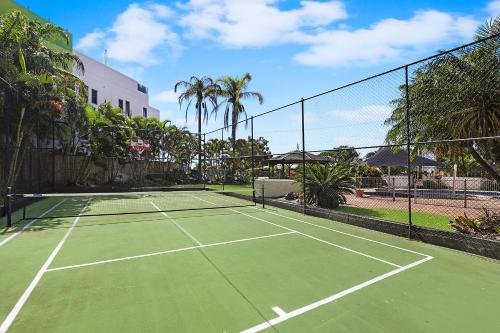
[18,0,500,154]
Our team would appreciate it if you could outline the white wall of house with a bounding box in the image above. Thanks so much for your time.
[74,51,160,119]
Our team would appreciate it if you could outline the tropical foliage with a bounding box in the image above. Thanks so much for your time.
[385,17,500,182]
[295,164,355,209]
[320,146,361,167]
[0,10,85,189]
[174,76,219,174]
[216,73,263,142]
[204,136,271,183]
[450,210,500,239]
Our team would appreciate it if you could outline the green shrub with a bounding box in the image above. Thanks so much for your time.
[450,210,500,236]
[295,164,354,209]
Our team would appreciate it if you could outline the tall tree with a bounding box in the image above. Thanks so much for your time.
[217,73,263,143]
[174,76,219,176]
[385,17,500,182]
[0,10,84,190]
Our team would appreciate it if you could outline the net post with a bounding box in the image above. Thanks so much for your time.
[6,187,12,228]
[261,183,265,208]
[405,65,413,240]
[301,97,306,215]
[23,196,26,220]
[251,116,255,202]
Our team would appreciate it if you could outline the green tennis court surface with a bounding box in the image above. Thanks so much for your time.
[1,191,499,332]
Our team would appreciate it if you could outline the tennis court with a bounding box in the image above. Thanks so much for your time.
[1,190,499,332]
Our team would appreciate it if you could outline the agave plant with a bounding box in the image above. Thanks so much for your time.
[295,163,355,209]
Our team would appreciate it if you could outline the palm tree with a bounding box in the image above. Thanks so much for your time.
[174,76,219,175]
[295,164,355,209]
[217,73,263,144]
[0,10,85,192]
[385,17,500,182]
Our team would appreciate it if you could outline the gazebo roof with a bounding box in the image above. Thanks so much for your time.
[366,146,440,167]
[268,150,330,165]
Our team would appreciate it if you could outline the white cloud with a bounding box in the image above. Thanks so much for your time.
[331,105,392,122]
[76,30,106,50]
[292,111,316,126]
[294,10,479,67]
[148,3,175,18]
[154,89,179,103]
[179,0,347,47]
[487,0,500,16]
[107,3,180,64]
[75,3,180,65]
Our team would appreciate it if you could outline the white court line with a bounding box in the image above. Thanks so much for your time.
[241,255,433,333]
[190,195,401,268]
[0,200,89,333]
[272,306,287,317]
[210,194,431,258]
[150,202,202,246]
[46,231,296,272]
[0,199,66,248]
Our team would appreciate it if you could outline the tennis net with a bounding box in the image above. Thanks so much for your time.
[19,189,257,219]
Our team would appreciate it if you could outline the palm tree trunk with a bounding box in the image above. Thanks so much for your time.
[468,141,500,183]
[7,106,26,188]
[197,102,202,178]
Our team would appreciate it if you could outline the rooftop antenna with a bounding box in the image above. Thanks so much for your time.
[104,49,108,65]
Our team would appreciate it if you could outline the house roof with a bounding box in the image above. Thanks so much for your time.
[268,150,330,164]
[366,146,440,167]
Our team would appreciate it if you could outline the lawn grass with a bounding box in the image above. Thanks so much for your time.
[339,206,454,231]
[205,184,253,191]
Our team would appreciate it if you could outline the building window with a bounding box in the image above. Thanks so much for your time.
[118,99,123,110]
[125,101,130,117]
[91,89,98,104]
[137,83,148,94]
[143,107,148,118]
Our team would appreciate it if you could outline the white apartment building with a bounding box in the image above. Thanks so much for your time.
[74,51,160,119]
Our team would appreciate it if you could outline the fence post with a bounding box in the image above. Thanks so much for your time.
[301,97,306,214]
[464,178,467,208]
[392,177,396,202]
[251,116,255,202]
[203,133,206,189]
[405,66,412,239]
[414,176,417,204]
[221,128,225,191]
[52,119,56,191]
